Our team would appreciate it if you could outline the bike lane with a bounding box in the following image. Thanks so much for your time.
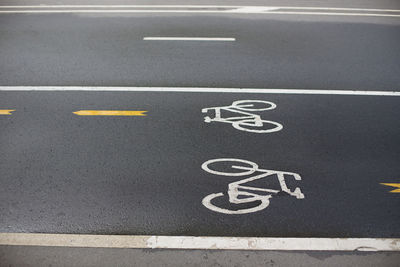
[0,90,399,238]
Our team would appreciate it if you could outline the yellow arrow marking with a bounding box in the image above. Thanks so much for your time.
[0,109,15,115]
[73,110,147,116]
[380,183,400,193]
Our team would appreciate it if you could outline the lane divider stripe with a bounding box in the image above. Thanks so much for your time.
[73,110,147,116]
[143,37,235,41]
[0,10,399,17]
[0,86,399,96]
[0,5,399,12]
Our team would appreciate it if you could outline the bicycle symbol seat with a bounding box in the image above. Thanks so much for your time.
[201,158,305,214]
[202,100,283,133]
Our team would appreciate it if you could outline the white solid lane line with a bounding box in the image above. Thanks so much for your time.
[0,5,399,17]
[0,5,244,8]
[0,5,399,12]
[143,37,235,41]
[0,10,399,17]
[0,233,399,251]
[246,11,400,17]
[0,86,399,96]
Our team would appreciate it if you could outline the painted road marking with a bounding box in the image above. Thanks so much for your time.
[0,109,15,115]
[0,5,399,17]
[0,6,399,12]
[381,183,400,193]
[232,7,280,13]
[203,100,283,134]
[73,110,147,116]
[143,37,235,42]
[202,158,304,214]
[0,10,398,18]
[0,233,399,251]
[1,87,400,96]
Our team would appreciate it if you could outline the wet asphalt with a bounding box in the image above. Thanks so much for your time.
[1,91,399,237]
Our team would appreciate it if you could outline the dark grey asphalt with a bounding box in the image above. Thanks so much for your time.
[1,14,400,90]
[1,91,399,237]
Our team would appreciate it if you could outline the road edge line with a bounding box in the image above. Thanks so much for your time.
[0,233,399,251]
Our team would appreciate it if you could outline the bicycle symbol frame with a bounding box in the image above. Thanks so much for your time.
[202,100,283,133]
[201,158,305,214]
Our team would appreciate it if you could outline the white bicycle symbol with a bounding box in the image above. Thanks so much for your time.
[202,100,283,133]
[201,158,305,214]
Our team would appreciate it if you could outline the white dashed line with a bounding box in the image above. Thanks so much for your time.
[143,37,235,41]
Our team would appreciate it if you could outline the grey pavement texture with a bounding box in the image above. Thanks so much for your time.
[0,14,400,90]
[1,91,399,237]
[1,245,400,267]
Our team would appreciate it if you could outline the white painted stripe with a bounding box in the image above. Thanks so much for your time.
[0,86,399,96]
[0,5,244,8]
[0,10,399,17]
[0,5,399,17]
[277,7,400,12]
[143,37,235,41]
[246,11,400,17]
[0,233,398,251]
[232,7,280,13]
[0,5,399,13]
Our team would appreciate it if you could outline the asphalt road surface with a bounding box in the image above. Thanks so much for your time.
[1,90,399,237]
[0,1,400,261]
[0,9,400,90]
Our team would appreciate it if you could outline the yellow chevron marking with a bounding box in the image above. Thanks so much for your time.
[0,109,15,115]
[380,183,400,193]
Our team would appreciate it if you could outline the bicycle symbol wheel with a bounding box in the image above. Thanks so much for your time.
[232,119,283,133]
[201,158,258,177]
[202,192,271,214]
[231,100,277,111]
